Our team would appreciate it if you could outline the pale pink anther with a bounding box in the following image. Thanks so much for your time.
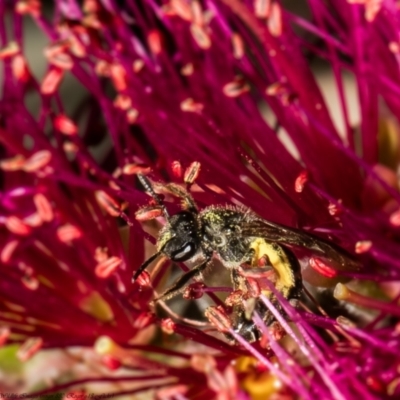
[41,68,64,95]
[56,224,82,242]
[95,256,122,278]
[17,337,43,361]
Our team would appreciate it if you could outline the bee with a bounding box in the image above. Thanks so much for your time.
[132,164,358,342]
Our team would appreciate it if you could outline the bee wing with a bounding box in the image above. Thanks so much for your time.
[241,218,359,271]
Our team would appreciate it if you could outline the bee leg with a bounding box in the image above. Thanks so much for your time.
[162,183,198,212]
[230,307,260,342]
[153,259,209,303]
[225,270,262,342]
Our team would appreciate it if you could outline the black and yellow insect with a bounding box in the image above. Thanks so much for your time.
[133,171,357,342]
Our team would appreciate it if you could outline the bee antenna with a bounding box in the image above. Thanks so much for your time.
[132,250,161,282]
[137,174,170,219]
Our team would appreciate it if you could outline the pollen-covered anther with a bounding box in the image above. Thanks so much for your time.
[268,321,285,341]
[225,290,244,306]
[328,201,343,216]
[190,24,211,49]
[44,42,73,70]
[223,76,250,98]
[156,385,189,400]
[21,274,39,290]
[266,82,287,96]
[5,216,31,236]
[364,0,382,22]
[126,108,139,124]
[12,55,31,82]
[355,240,372,254]
[110,63,127,91]
[83,0,100,13]
[95,190,121,217]
[204,305,232,333]
[191,0,204,25]
[56,224,83,242]
[68,34,86,58]
[181,63,194,76]
[54,114,78,135]
[184,161,201,184]
[33,194,52,224]
[183,282,205,300]
[40,68,64,95]
[294,170,308,193]
[23,213,42,227]
[132,59,145,73]
[171,160,182,178]
[161,318,176,334]
[389,41,400,53]
[180,98,204,112]
[232,33,244,59]
[309,257,338,278]
[148,30,164,54]
[94,247,108,263]
[254,0,271,18]
[95,60,111,77]
[22,150,52,172]
[0,155,26,171]
[82,13,102,29]
[135,206,164,221]
[63,142,78,153]
[1,240,19,263]
[122,163,151,175]
[95,256,122,278]
[16,337,43,361]
[389,209,400,226]
[15,0,41,17]
[267,3,283,37]
[168,0,192,20]
[0,41,20,59]
[113,94,132,110]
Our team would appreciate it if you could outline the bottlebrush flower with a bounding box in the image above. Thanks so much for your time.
[0,0,400,399]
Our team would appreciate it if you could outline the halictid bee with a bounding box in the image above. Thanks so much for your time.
[132,162,359,342]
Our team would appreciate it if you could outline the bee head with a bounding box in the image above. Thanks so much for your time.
[132,174,200,282]
[159,211,199,262]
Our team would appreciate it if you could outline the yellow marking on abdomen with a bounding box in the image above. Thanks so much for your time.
[249,238,295,298]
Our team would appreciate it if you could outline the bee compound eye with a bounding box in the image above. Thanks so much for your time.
[172,243,195,261]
